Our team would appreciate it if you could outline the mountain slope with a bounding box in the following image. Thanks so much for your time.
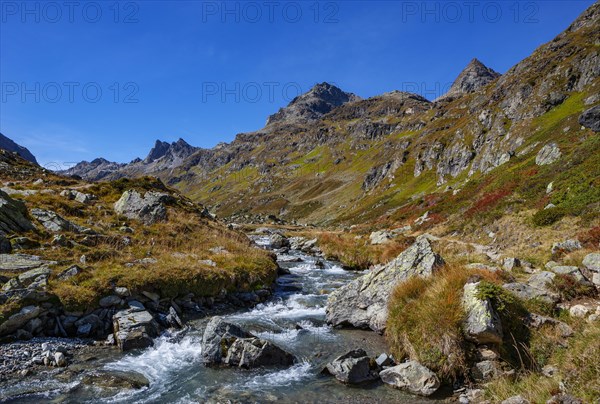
[438,58,501,100]
[169,2,599,228]
[0,133,38,165]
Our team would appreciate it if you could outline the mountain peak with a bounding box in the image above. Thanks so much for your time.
[440,58,501,100]
[266,82,360,126]
[144,138,198,164]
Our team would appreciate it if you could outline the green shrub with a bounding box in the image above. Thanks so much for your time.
[532,207,566,226]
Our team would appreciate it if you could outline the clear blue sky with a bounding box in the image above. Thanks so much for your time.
[0,0,595,167]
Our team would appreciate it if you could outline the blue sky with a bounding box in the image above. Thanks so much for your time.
[0,0,595,167]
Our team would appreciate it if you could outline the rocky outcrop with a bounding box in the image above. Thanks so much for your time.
[0,133,38,164]
[60,189,96,204]
[579,105,600,131]
[0,190,36,235]
[462,281,503,345]
[379,361,440,397]
[200,317,294,368]
[503,282,559,305]
[114,190,173,224]
[326,235,444,333]
[369,230,393,245]
[323,349,379,384]
[535,143,562,165]
[112,306,159,351]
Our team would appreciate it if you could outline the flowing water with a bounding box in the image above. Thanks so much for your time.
[0,236,430,403]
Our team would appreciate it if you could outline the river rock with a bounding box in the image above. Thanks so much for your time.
[54,351,67,367]
[326,235,444,333]
[323,349,379,384]
[462,281,503,345]
[201,317,250,365]
[113,308,159,351]
[30,208,84,233]
[81,370,150,389]
[269,233,289,249]
[535,143,561,165]
[0,190,36,235]
[579,105,600,131]
[114,190,172,224]
[224,337,295,368]
[0,305,42,336]
[379,361,440,397]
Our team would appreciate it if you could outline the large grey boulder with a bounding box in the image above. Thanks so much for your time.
[550,266,591,285]
[201,316,251,365]
[268,233,289,249]
[0,305,42,336]
[112,307,159,351]
[201,317,294,368]
[535,143,561,166]
[326,235,444,333]
[527,271,556,291]
[323,349,379,384]
[114,190,172,225]
[503,282,559,305]
[0,190,36,235]
[579,105,600,132]
[30,208,84,233]
[462,281,503,345]
[223,337,295,368]
[379,361,440,397]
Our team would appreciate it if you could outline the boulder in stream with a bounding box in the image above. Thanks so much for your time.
[201,316,295,368]
[322,349,379,384]
[326,235,444,333]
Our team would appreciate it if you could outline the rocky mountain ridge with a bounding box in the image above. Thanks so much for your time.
[0,134,38,165]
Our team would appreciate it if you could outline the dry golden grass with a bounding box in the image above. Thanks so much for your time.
[5,178,277,312]
[386,265,505,382]
[312,231,413,270]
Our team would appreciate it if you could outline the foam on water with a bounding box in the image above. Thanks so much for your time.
[106,333,203,383]
[230,294,325,321]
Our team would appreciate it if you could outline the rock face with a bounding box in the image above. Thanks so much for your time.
[379,361,440,397]
[323,349,379,384]
[0,235,11,253]
[0,133,38,164]
[462,281,503,344]
[114,190,172,224]
[200,317,294,368]
[266,82,360,125]
[579,105,600,131]
[0,190,36,235]
[326,235,444,333]
[535,143,562,165]
[112,307,159,351]
[441,58,501,99]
